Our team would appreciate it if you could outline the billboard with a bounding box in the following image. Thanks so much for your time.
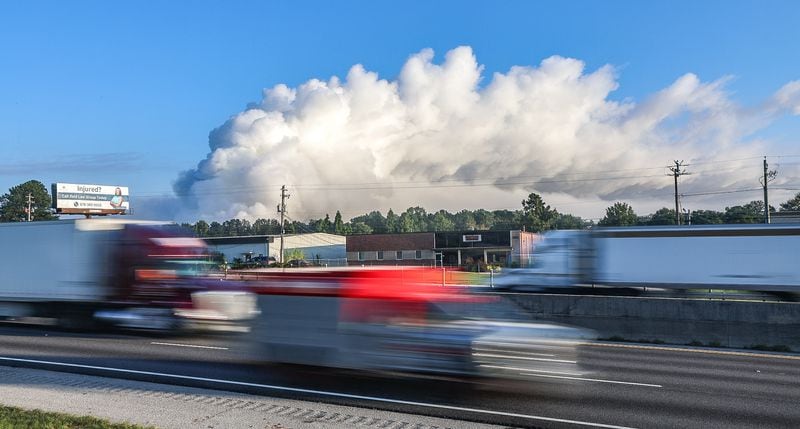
[52,183,130,215]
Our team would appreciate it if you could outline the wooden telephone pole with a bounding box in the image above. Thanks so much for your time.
[277,185,290,264]
[762,157,777,224]
[668,161,689,225]
[26,193,33,222]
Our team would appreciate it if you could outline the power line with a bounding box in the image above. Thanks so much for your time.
[681,188,762,197]
[684,156,763,166]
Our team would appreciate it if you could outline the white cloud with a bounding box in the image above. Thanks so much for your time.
[771,80,800,115]
[174,46,800,221]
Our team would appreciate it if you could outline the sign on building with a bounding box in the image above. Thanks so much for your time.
[462,234,482,243]
[52,183,130,215]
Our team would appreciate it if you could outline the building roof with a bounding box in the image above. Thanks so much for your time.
[278,233,346,248]
[204,232,346,246]
[203,235,274,245]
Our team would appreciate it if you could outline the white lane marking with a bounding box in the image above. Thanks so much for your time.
[479,364,584,376]
[475,350,557,357]
[150,342,229,350]
[474,353,576,363]
[0,356,638,429]
[474,346,556,357]
[585,342,800,361]
[518,372,663,388]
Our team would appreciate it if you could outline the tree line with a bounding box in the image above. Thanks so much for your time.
[596,200,789,227]
[3,180,800,235]
[182,193,800,237]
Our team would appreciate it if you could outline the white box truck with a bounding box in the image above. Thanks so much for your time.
[0,219,257,330]
[494,224,800,296]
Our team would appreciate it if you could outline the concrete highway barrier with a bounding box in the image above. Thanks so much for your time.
[506,294,800,351]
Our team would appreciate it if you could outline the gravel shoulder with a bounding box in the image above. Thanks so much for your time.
[0,365,504,429]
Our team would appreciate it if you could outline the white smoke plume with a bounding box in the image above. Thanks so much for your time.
[175,46,800,221]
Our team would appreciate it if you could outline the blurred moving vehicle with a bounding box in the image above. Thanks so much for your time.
[0,219,258,331]
[244,268,593,382]
[250,255,275,266]
[494,224,800,297]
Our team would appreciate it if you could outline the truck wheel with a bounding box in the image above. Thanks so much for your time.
[56,307,98,331]
[58,314,97,331]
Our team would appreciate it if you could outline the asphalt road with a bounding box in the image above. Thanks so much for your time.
[0,322,798,429]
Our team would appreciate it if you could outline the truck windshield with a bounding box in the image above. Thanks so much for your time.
[159,259,217,277]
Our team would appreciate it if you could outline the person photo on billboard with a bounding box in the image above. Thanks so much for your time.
[110,187,124,209]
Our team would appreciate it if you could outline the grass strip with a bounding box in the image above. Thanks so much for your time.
[0,405,155,429]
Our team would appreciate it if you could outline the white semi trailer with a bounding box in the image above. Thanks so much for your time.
[0,219,257,330]
[495,224,800,295]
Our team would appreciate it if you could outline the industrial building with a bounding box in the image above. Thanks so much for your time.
[204,232,346,266]
[346,230,537,269]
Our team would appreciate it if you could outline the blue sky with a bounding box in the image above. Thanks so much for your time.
[1,1,799,220]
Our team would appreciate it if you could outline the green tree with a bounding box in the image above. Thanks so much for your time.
[316,214,332,233]
[490,209,522,230]
[599,202,638,226]
[208,221,224,236]
[473,209,495,230]
[398,207,428,232]
[553,213,587,229]
[521,193,558,232]
[385,209,399,233]
[723,205,759,224]
[350,221,373,234]
[253,218,279,235]
[350,211,387,233]
[287,220,302,234]
[429,210,455,231]
[647,208,677,225]
[221,218,252,236]
[0,180,58,222]
[333,211,345,234]
[193,220,210,236]
[398,212,415,232]
[723,201,772,224]
[240,219,253,235]
[690,210,724,225]
[284,248,305,262]
[453,210,478,230]
[779,192,800,212]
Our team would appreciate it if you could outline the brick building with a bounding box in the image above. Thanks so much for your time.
[346,232,435,266]
[346,230,537,268]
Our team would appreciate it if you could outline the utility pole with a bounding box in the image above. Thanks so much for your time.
[761,156,777,224]
[26,193,33,222]
[277,185,290,264]
[668,160,690,225]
